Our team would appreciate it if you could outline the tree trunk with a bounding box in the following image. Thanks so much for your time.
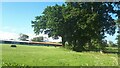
[62,37,65,47]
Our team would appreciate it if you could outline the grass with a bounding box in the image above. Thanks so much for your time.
[1,44,118,66]
[105,47,118,52]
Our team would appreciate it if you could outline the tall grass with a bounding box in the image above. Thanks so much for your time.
[1,44,118,66]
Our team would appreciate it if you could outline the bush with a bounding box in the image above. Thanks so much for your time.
[64,42,73,50]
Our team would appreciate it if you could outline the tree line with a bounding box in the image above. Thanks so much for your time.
[18,33,43,42]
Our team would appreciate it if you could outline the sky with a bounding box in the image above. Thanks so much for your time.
[0,2,119,43]
[1,2,64,40]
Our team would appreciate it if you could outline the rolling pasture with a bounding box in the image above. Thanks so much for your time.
[1,44,118,66]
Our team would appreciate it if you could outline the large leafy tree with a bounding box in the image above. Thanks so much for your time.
[32,2,120,52]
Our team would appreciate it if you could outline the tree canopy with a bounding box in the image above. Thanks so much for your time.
[32,2,120,52]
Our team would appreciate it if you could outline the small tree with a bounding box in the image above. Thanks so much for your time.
[108,41,114,47]
[31,36,43,42]
[118,35,120,48]
[18,33,29,41]
[116,18,120,46]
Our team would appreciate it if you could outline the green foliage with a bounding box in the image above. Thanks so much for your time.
[31,2,120,52]
[18,33,29,41]
[117,34,120,47]
[104,47,118,53]
[108,41,117,47]
[116,19,120,24]
[2,44,118,66]
[84,39,108,51]
[2,62,27,66]
[31,36,43,42]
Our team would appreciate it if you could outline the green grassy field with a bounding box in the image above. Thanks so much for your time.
[1,44,118,66]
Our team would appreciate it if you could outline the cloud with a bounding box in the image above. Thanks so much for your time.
[0,31,62,42]
[0,31,19,40]
[0,31,37,40]
[1,26,17,33]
